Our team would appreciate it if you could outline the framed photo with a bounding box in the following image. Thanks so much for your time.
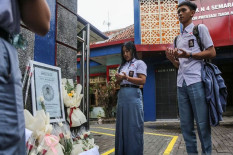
[30,60,65,123]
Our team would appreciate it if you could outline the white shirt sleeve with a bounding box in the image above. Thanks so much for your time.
[199,24,214,50]
[136,60,147,76]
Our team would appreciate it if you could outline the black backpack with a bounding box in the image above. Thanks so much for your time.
[174,24,203,51]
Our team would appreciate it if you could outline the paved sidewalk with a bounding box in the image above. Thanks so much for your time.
[90,117,233,155]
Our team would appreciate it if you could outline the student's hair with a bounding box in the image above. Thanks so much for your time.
[118,41,139,73]
[178,0,197,11]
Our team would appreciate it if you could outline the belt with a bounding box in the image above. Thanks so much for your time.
[0,28,10,41]
[120,84,139,88]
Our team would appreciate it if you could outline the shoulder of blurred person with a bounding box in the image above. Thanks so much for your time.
[19,0,51,36]
[0,0,51,36]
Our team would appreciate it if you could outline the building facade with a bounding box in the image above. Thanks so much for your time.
[86,0,233,121]
[19,0,107,113]
[139,0,233,121]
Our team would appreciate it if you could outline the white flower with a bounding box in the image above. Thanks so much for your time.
[30,150,37,155]
[89,138,95,145]
[80,135,84,139]
[64,133,71,139]
[58,122,63,127]
[77,140,82,144]
[37,146,42,152]
[40,96,44,102]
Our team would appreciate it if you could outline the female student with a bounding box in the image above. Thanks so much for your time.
[115,41,147,155]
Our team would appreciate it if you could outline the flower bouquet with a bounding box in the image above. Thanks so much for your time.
[53,122,73,155]
[36,139,49,155]
[24,110,64,155]
[24,109,53,140]
[62,79,86,127]
[26,135,36,155]
[40,134,64,155]
[71,127,99,155]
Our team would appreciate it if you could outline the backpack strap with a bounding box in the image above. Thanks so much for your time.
[174,35,178,48]
[193,24,204,51]
[193,24,211,62]
[175,25,203,50]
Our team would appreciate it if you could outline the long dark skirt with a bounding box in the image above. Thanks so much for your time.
[115,87,144,155]
[0,38,25,154]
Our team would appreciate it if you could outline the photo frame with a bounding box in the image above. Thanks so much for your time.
[30,60,65,123]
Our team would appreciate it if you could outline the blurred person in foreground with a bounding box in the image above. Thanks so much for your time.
[0,0,50,154]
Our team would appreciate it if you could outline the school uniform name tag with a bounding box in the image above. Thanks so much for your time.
[129,71,134,77]
[188,39,194,48]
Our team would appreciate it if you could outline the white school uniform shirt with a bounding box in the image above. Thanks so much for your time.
[119,58,147,86]
[176,23,214,87]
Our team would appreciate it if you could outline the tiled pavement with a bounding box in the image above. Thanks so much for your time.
[90,116,233,155]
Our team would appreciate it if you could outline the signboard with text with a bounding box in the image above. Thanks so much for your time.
[192,0,233,47]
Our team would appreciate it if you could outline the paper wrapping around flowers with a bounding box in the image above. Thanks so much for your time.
[67,108,87,127]
[71,144,84,155]
[46,144,64,155]
[42,135,64,155]
[79,146,100,155]
[62,79,86,127]
[62,83,84,108]
[24,109,53,139]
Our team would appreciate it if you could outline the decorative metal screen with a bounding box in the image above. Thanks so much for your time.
[140,0,180,44]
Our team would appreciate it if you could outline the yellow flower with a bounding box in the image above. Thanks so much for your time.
[68,93,74,97]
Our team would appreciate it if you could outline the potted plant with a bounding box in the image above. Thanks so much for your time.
[92,81,118,119]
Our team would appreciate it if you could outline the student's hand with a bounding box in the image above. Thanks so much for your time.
[115,72,128,81]
[175,49,190,58]
[115,73,122,81]
[166,47,177,62]
[121,72,128,80]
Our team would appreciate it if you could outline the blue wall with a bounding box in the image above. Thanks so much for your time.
[90,44,122,57]
[134,0,141,45]
[143,62,156,121]
[143,56,171,121]
[34,0,56,65]
[77,60,101,68]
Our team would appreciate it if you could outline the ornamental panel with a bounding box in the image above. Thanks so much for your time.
[140,0,180,44]
[161,29,180,44]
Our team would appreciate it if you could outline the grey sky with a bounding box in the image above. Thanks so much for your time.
[77,0,134,32]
